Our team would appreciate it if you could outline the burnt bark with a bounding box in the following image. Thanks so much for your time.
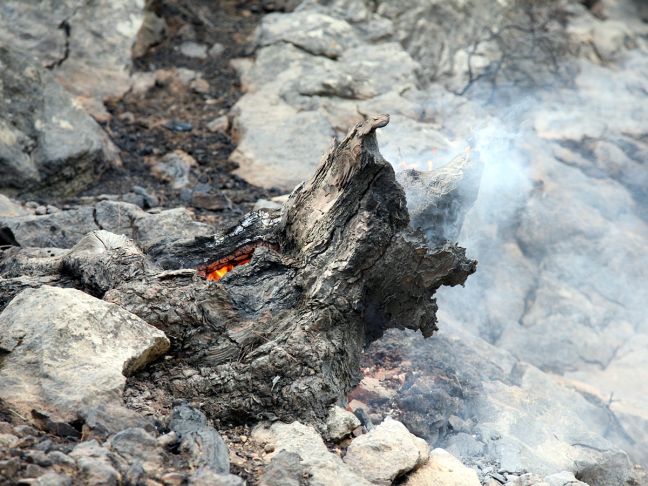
[0,115,476,424]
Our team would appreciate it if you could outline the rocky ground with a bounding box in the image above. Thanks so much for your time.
[1,0,648,485]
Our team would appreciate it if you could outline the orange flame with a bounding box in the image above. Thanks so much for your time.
[205,257,251,281]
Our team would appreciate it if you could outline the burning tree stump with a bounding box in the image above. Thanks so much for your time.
[2,115,477,424]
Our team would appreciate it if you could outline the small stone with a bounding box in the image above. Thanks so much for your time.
[33,472,72,486]
[179,41,208,59]
[207,115,229,133]
[352,427,363,438]
[0,433,18,448]
[14,425,38,437]
[264,443,275,453]
[27,449,53,467]
[239,435,248,443]
[209,43,225,57]
[25,463,47,477]
[47,451,76,468]
[165,120,193,132]
[161,471,186,486]
[0,421,13,434]
[326,406,361,441]
[191,78,210,94]
[157,431,178,448]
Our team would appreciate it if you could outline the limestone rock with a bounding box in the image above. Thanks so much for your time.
[0,47,109,196]
[326,406,361,441]
[258,11,358,58]
[343,417,429,485]
[0,0,146,102]
[404,448,480,486]
[252,421,371,486]
[0,286,169,421]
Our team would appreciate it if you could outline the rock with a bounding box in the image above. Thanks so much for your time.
[169,404,230,474]
[108,427,163,475]
[151,150,197,189]
[543,471,588,486]
[230,97,333,190]
[133,9,167,58]
[0,195,29,218]
[575,451,633,486]
[0,286,169,421]
[260,451,304,486]
[180,42,208,59]
[326,406,361,441]
[0,433,19,448]
[369,328,634,477]
[157,431,178,449]
[252,421,371,486]
[0,47,110,196]
[209,43,225,57]
[505,473,550,486]
[207,116,229,133]
[404,448,480,486]
[258,11,358,58]
[70,440,121,486]
[189,468,245,486]
[0,0,146,102]
[343,417,429,485]
[33,472,72,486]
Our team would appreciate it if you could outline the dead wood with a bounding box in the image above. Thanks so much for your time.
[1,115,476,424]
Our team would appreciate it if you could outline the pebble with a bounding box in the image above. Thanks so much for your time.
[264,443,275,453]
[157,431,178,449]
[165,120,193,133]
[207,115,229,133]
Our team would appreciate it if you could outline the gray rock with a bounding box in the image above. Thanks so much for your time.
[108,427,163,475]
[0,286,169,421]
[189,468,245,486]
[252,421,371,486]
[575,451,632,486]
[370,328,633,477]
[543,471,588,486]
[260,451,304,486]
[258,11,358,59]
[0,200,212,249]
[326,405,361,441]
[169,404,230,474]
[151,150,197,189]
[70,440,121,486]
[0,47,109,196]
[343,417,429,485]
[0,0,146,102]
[0,195,29,218]
[180,41,208,59]
[33,472,72,486]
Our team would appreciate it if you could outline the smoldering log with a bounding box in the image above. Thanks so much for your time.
[0,115,477,424]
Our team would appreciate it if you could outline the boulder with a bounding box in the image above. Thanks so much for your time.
[0,286,169,421]
[343,417,429,485]
[252,421,371,486]
[0,47,110,196]
[0,0,146,103]
[404,448,480,486]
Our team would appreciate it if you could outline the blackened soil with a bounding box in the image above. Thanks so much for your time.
[82,0,281,228]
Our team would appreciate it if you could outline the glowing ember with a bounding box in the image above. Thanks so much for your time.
[205,257,251,281]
